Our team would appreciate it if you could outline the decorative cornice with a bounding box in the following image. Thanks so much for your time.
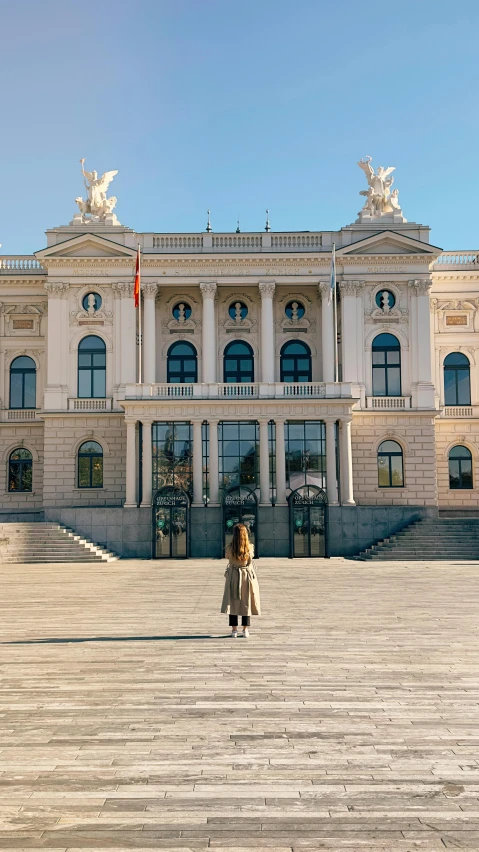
[200,282,217,300]
[44,282,69,296]
[259,282,276,299]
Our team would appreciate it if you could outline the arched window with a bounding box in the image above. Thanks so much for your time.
[78,336,106,398]
[444,352,471,405]
[78,441,103,488]
[8,448,33,492]
[449,445,473,490]
[372,333,401,396]
[10,356,36,409]
[280,340,312,383]
[223,340,254,383]
[167,341,197,383]
[377,440,404,488]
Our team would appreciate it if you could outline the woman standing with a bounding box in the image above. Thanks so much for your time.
[221,523,261,638]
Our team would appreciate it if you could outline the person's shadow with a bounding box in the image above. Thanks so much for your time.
[0,634,228,645]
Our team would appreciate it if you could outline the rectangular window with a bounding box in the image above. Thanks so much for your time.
[152,422,193,497]
[218,421,259,498]
[285,421,326,493]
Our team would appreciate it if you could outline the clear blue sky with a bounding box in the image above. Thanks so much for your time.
[1,0,478,253]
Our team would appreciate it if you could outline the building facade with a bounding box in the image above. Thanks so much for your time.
[1,171,478,557]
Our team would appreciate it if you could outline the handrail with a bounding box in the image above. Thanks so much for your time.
[0,256,45,270]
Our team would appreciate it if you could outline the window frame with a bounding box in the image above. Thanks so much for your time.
[77,335,106,399]
[167,341,198,384]
[280,340,312,383]
[372,333,401,397]
[444,352,471,406]
[223,340,255,383]
[8,447,33,492]
[377,440,404,488]
[448,445,473,490]
[77,441,104,489]
[9,356,36,410]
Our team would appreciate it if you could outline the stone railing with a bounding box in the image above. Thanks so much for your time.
[440,405,479,418]
[146,232,326,253]
[68,398,113,411]
[0,256,45,272]
[434,252,479,270]
[0,408,39,421]
[125,382,356,400]
[366,396,411,410]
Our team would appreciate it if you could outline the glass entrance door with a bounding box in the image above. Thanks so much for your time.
[153,488,189,558]
[289,485,328,558]
[223,486,258,555]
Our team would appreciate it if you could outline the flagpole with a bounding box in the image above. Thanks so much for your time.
[333,276,338,384]
[138,244,142,385]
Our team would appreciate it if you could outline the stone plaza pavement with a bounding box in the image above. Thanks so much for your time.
[1,558,479,851]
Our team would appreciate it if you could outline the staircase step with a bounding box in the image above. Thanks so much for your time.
[0,522,118,563]
[356,516,479,561]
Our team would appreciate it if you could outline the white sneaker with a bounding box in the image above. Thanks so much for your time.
[243,628,250,638]
[230,630,238,638]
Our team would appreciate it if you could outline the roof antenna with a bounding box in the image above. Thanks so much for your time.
[236,215,241,234]
[205,209,212,232]
[265,209,271,232]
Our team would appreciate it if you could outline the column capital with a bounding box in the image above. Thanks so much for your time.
[339,415,353,425]
[141,417,154,426]
[408,278,432,295]
[322,415,337,424]
[318,280,331,299]
[142,283,158,300]
[125,416,138,427]
[112,282,135,299]
[274,417,285,425]
[44,282,69,297]
[339,280,364,295]
[259,281,276,299]
[200,282,217,300]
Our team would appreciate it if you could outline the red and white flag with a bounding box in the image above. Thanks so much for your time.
[134,245,140,308]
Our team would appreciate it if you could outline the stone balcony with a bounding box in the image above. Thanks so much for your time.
[439,405,479,418]
[124,381,357,401]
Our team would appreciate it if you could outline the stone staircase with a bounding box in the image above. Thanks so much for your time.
[357,517,479,561]
[0,523,118,563]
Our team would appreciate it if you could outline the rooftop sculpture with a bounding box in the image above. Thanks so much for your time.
[356,157,406,223]
[72,159,121,225]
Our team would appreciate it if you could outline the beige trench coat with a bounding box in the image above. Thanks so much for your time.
[221,544,261,616]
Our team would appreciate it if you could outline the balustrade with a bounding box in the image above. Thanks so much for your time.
[0,256,44,271]
[434,252,479,268]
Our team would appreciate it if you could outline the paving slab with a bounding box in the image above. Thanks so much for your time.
[1,557,479,849]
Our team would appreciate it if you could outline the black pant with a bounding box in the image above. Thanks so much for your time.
[229,615,250,627]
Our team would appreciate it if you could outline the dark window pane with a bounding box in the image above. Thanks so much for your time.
[457,370,471,405]
[444,352,469,367]
[387,367,401,396]
[449,459,460,489]
[372,351,385,365]
[444,370,456,404]
[8,463,21,491]
[373,368,386,396]
[91,458,103,488]
[78,457,91,487]
[78,353,92,367]
[378,457,390,487]
[21,464,33,492]
[23,374,36,408]
[78,372,92,398]
[92,371,106,398]
[390,456,404,486]
[10,374,23,408]
[92,353,106,367]
[461,461,473,489]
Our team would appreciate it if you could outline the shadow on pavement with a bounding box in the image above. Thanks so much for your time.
[1,634,226,645]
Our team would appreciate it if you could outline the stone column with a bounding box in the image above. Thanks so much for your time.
[200,283,217,383]
[142,283,158,385]
[113,283,136,385]
[409,279,435,408]
[339,281,363,383]
[209,420,219,505]
[318,281,335,383]
[124,418,138,507]
[324,417,339,505]
[192,420,203,505]
[275,419,287,505]
[259,419,270,505]
[140,420,153,507]
[44,282,69,409]
[339,417,355,506]
[259,282,276,383]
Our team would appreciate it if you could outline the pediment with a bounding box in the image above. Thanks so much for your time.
[35,233,137,261]
[337,231,441,258]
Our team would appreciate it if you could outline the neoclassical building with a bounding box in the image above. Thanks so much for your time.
[1,162,478,557]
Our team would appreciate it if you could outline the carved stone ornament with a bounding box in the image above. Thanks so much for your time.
[142,283,158,300]
[318,280,332,300]
[408,279,432,295]
[162,292,200,335]
[339,280,364,296]
[277,292,314,334]
[112,282,135,299]
[200,282,217,300]
[259,282,276,299]
[71,158,121,226]
[44,282,70,297]
[223,299,254,334]
[3,304,43,337]
[70,289,113,327]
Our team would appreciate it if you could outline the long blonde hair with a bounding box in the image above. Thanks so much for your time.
[230,523,250,562]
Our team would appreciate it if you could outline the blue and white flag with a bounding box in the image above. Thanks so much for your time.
[328,242,336,304]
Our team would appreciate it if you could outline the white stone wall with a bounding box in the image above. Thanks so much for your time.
[436,422,479,508]
[42,415,126,508]
[352,414,437,506]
